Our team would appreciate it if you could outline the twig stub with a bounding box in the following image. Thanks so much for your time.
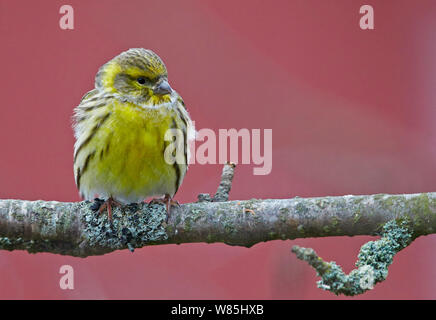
[213,162,236,202]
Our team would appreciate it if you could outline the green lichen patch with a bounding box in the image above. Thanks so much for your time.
[403,193,435,236]
[279,207,290,223]
[295,202,309,215]
[293,219,413,296]
[80,202,168,253]
[315,198,328,209]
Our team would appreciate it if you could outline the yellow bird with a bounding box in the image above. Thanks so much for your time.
[73,48,194,219]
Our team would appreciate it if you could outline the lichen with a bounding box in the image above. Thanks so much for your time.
[330,216,340,233]
[80,201,168,253]
[315,198,328,209]
[403,193,435,235]
[295,202,309,215]
[292,219,413,296]
[191,209,204,222]
[184,216,192,232]
[279,208,290,223]
[353,211,361,225]
[0,236,70,254]
[243,199,258,211]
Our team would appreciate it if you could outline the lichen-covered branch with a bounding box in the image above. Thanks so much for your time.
[0,191,434,258]
[213,162,236,202]
[291,220,412,296]
[0,164,435,297]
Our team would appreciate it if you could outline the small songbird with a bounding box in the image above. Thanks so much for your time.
[73,48,194,219]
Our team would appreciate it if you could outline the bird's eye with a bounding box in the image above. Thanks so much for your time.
[137,77,146,85]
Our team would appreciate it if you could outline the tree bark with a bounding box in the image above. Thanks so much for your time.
[0,190,434,257]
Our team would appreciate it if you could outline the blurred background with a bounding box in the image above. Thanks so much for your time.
[0,0,435,299]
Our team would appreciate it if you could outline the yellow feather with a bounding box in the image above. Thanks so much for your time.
[74,98,189,203]
[100,62,122,93]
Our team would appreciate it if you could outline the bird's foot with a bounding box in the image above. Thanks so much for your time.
[90,198,105,212]
[90,197,122,221]
[149,194,179,222]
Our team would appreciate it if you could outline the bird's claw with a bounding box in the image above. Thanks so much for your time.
[149,195,179,222]
[91,197,121,221]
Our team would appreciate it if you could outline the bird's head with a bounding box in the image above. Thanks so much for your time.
[95,48,173,105]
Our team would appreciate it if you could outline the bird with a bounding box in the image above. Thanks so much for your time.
[72,48,195,220]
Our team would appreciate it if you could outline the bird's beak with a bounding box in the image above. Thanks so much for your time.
[153,80,173,96]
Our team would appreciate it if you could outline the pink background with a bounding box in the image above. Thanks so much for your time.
[0,0,435,299]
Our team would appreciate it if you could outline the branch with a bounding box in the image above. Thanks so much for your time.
[0,182,433,256]
[291,219,412,296]
[0,164,435,296]
[213,161,236,202]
